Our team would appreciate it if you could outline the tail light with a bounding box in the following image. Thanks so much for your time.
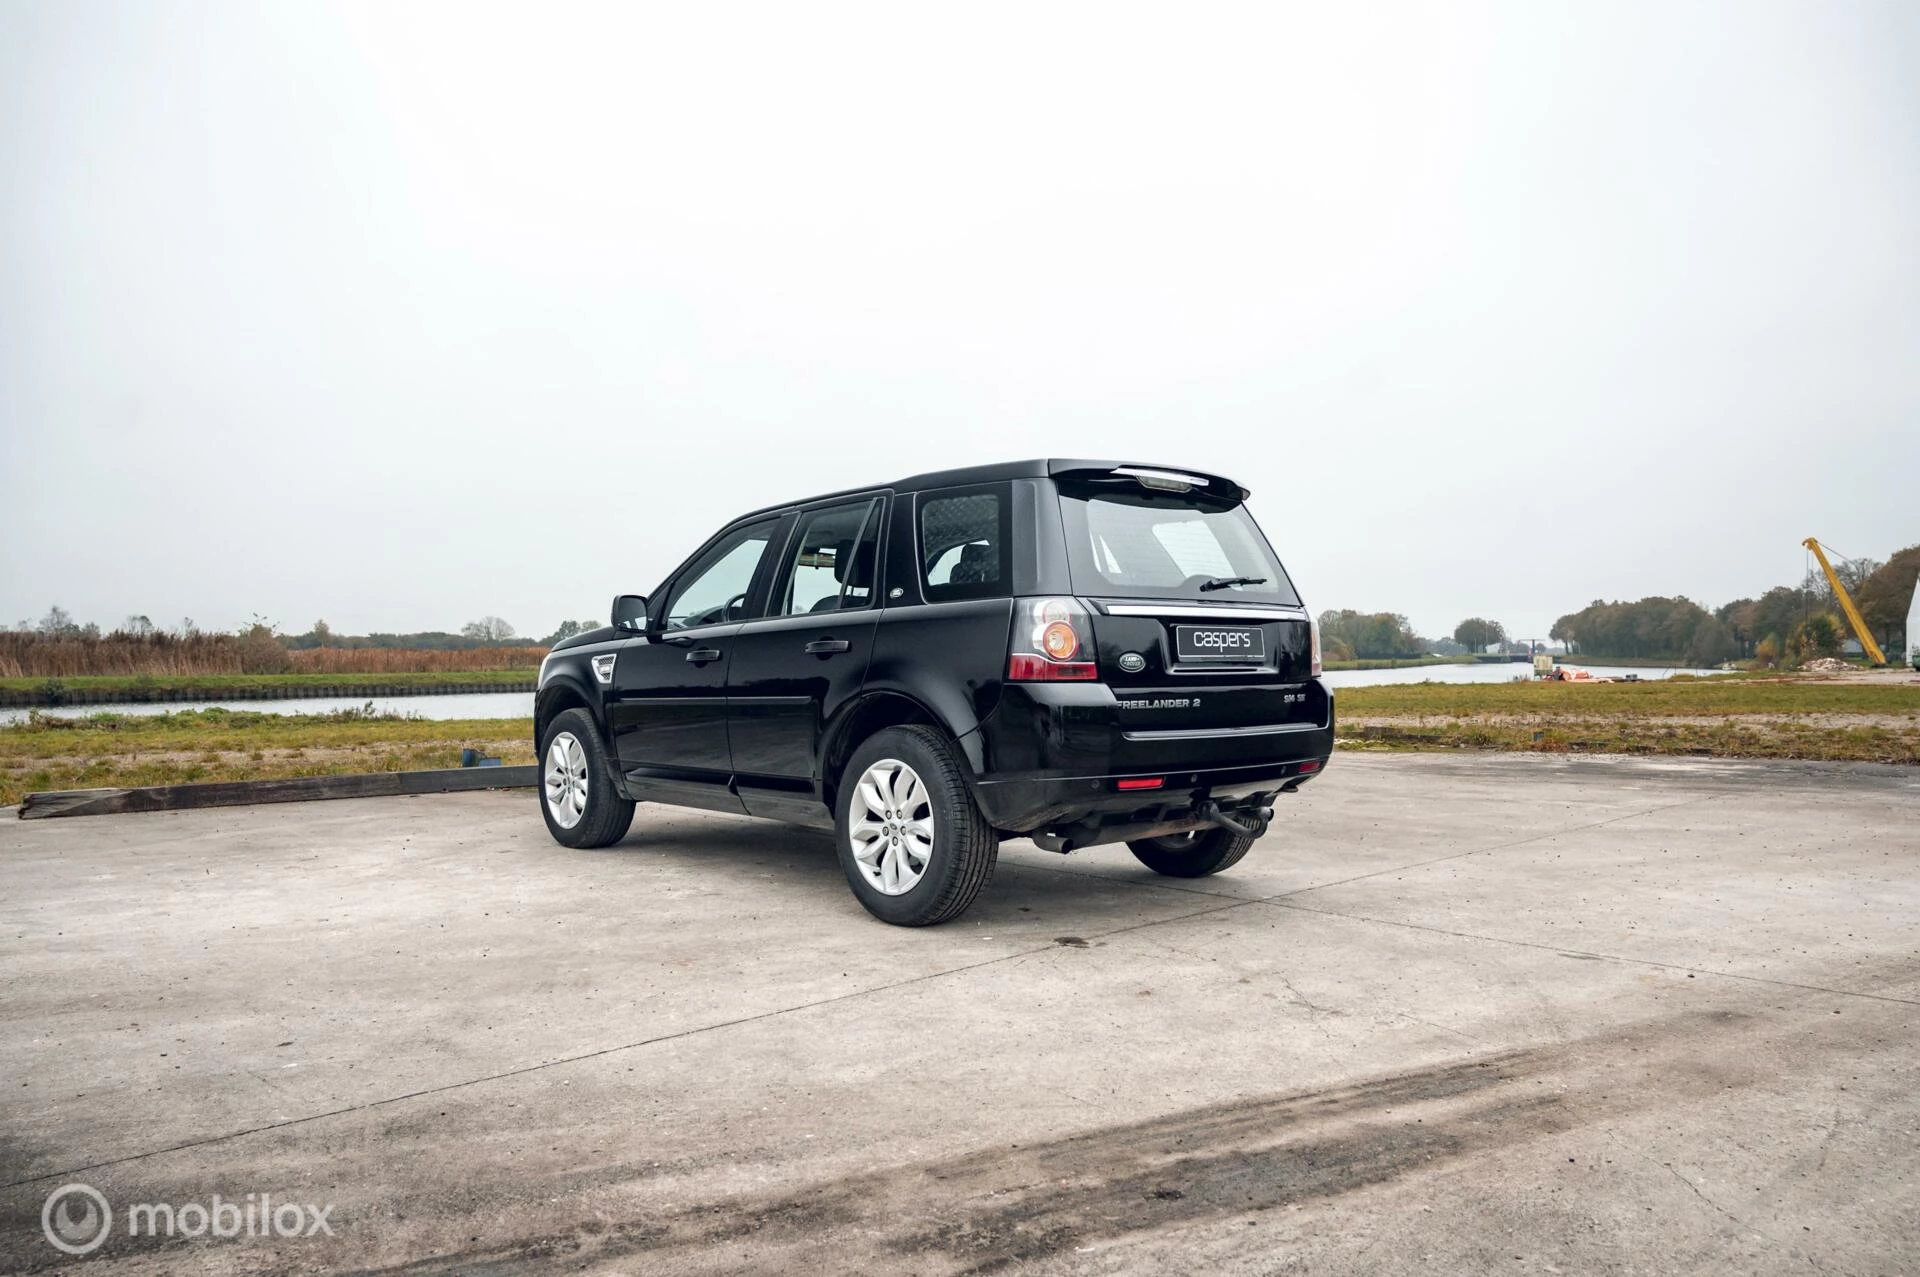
[1310,618,1323,677]
[1008,597,1098,681]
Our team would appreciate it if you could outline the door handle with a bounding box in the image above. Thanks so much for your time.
[805,638,852,655]
[685,647,722,663]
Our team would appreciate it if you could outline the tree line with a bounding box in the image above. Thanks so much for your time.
[10,608,603,651]
[1315,610,1533,661]
[1549,543,1918,665]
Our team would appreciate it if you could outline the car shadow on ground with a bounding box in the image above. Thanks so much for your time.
[567,812,1183,928]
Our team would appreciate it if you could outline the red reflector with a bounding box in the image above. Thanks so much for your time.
[1007,654,1098,681]
[1116,777,1164,791]
[1298,760,1321,773]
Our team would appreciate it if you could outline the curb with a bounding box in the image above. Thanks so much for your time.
[18,766,539,819]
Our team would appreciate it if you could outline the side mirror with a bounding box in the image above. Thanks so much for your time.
[612,593,650,633]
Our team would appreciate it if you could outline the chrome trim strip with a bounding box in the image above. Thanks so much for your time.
[1102,604,1309,621]
[1121,720,1328,741]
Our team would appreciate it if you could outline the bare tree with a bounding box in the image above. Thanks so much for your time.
[541,619,603,644]
[462,616,517,643]
[38,606,81,636]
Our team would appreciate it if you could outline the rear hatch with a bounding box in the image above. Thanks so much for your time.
[1051,465,1327,735]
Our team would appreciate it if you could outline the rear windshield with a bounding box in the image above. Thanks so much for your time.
[1056,487,1300,605]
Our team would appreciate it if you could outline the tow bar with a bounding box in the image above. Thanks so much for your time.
[1033,794,1278,853]
[1197,798,1272,838]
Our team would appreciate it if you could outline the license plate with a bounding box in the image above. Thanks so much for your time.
[1174,625,1265,663]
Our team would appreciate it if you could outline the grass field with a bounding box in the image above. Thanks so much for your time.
[6,676,1916,807]
[1336,675,1920,765]
[1336,676,1920,719]
[0,708,534,805]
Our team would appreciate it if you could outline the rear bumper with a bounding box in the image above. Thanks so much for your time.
[969,681,1334,832]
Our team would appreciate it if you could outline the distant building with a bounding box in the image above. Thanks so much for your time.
[1907,571,1920,668]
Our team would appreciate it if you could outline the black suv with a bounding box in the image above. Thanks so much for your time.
[535,459,1332,925]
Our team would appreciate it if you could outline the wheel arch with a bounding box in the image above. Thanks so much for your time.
[534,676,599,746]
[819,690,982,814]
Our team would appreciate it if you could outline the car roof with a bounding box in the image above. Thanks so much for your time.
[731,458,1249,523]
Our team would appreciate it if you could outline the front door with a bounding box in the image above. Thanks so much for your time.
[609,515,783,810]
[727,496,885,822]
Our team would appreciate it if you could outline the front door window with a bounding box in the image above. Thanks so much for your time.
[663,520,778,631]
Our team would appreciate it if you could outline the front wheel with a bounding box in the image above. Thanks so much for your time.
[1127,827,1257,878]
[538,708,635,849]
[836,725,998,925]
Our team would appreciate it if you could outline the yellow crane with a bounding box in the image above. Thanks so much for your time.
[1802,538,1887,665]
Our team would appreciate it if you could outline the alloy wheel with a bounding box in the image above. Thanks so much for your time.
[544,732,589,829]
[849,758,935,895]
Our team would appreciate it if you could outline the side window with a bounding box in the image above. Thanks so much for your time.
[775,498,882,617]
[918,487,1008,601]
[662,519,778,631]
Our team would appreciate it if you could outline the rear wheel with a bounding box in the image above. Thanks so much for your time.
[836,726,997,925]
[1126,827,1257,878]
[539,708,635,849]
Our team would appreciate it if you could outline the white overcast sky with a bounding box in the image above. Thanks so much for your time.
[2,1,1915,642]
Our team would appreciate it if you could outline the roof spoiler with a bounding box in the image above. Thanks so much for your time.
[1046,461,1250,502]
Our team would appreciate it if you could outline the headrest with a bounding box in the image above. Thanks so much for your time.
[951,542,995,583]
[834,537,875,588]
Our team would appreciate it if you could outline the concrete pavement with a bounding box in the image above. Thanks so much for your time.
[2,752,1916,1274]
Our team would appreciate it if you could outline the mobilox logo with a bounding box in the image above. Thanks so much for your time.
[41,1184,111,1256]
[41,1182,336,1255]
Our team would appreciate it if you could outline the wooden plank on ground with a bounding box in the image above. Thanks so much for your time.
[17,766,539,820]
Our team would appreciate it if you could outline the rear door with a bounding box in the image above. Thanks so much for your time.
[1052,473,1328,734]
[726,495,886,821]
[1090,600,1325,735]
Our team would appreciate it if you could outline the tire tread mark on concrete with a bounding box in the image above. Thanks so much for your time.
[328,1002,1835,1277]
[331,1048,1554,1277]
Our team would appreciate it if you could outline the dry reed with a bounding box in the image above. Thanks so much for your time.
[0,633,546,678]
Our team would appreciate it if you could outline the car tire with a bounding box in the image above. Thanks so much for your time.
[836,725,998,926]
[538,708,635,849]
[1126,827,1257,878]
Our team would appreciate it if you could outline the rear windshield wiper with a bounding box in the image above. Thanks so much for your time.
[1199,576,1267,592]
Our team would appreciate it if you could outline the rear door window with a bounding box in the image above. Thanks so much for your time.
[1059,488,1299,604]
[917,487,1010,601]
[773,498,882,616]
